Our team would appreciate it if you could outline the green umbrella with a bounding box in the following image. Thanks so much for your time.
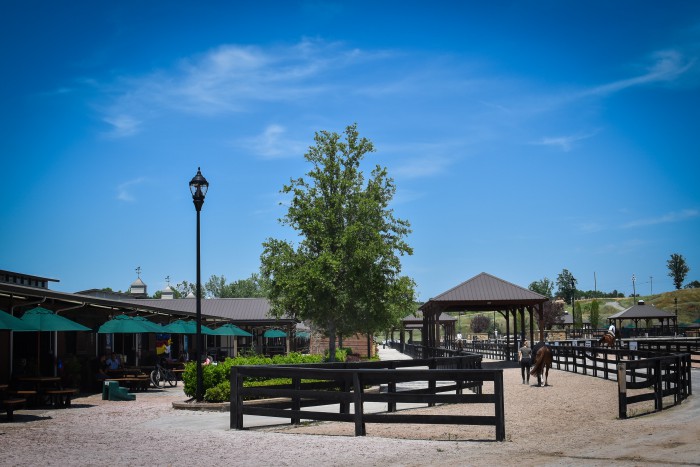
[263,329,287,338]
[20,306,90,374]
[210,323,252,337]
[21,306,90,331]
[98,314,162,334]
[0,309,38,331]
[133,315,165,332]
[164,319,215,335]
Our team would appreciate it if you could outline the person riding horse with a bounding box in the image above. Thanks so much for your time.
[598,323,619,348]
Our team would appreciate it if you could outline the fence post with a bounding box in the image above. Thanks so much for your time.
[352,371,366,436]
[428,359,437,407]
[617,362,627,419]
[291,376,301,425]
[654,359,662,412]
[388,361,397,412]
[230,367,243,430]
[494,370,505,441]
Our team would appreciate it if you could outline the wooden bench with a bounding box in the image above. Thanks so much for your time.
[171,369,185,381]
[7,389,39,407]
[44,389,78,408]
[1,398,27,421]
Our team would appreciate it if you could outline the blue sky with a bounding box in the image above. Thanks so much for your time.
[2,1,699,300]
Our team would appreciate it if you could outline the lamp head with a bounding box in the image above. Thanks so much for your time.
[189,167,209,210]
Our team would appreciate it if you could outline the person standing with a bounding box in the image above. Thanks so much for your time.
[518,340,532,385]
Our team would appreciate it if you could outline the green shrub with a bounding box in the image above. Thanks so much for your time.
[183,352,329,402]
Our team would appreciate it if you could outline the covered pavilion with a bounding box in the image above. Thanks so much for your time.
[418,272,549,359]
[607,300,678,336]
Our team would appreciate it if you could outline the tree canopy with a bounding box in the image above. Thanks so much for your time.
[529,277,554,298]
[205,273,269,298]
[556,269,577,304]
[667,253,690,290]
[260,124,416,359]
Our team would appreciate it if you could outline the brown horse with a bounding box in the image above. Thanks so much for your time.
[598,330,621,348]
[529,343,552,387]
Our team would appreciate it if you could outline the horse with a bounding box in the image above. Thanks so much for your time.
[598,330,621,348]
[529,342,552,387]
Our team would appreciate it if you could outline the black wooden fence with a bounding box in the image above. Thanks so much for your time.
[229,355,506,441]
[543,343,693,418]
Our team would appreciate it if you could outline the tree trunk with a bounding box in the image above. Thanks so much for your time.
[328,321,337,362]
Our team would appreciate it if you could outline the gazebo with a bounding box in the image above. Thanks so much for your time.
[419,272,548,359]
[607,300,678,336]
[393,310,456,347]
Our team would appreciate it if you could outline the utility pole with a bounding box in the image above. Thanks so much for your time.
[632,274,636,302]
[649,276,653,295]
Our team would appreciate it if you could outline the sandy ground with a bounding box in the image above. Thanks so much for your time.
[1,362,698,466]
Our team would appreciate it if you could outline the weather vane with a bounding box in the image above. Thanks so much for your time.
[136,266,141,278]
[165,275,170,286]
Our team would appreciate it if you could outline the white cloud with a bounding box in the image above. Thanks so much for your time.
[620,209,699,229]
[117,177,147,202]
[579,50,696,98]
[531,131,598,152]
[103,114,142,137]
[99,39,389,137]
[239,124,308,159]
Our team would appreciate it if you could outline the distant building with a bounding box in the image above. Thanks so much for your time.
[0,269,59,289]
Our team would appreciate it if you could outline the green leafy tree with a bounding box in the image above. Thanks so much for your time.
[261,124,416,360]
[205,273,269,298]
[589,299,600,329]
[175,280,198,298]
[667,253,690,290]
[684,280,700,289]
[574,302,583,329]
[528,277,554,298]
[556,269,577,304]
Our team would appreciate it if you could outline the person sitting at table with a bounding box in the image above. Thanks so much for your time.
[105,352,122,370]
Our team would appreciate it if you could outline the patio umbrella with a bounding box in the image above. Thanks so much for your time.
[164,319,215,335]
[21,306,91,332]
[0,309,38,331]
[20,306,90,374]
[210,323,252,337]
[98,314,162,334]
[263,329,287,338]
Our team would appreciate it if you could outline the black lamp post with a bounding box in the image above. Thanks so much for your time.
[570,276,576,332]
[189,167,208,402]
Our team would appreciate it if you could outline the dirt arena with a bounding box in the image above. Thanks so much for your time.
[1,364,698,466]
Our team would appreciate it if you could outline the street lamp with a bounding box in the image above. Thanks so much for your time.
[190,167,209,402]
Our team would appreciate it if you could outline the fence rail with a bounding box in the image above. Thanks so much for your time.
[230,358,505,440]
[544,343,693,418]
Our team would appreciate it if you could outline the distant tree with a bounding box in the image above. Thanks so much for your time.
[574,302,583,328]
[589,300,601,329]
[667,253,690,290]
[542,300,565,329]
[528,277,554,298]
[556,269,577,304]
[470,315,491,333]
[684,280,700,289]
[204,273,269,298]
[175,280,198,298]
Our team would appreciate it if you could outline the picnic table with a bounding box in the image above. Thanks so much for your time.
[12,376,78,408]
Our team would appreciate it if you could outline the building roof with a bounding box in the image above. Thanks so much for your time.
[0,282,294,325]
[420,272,548,312]
[121,297,294,324]
[607,300,676,320]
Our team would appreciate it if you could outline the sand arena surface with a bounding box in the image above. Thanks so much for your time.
[1,365,698,466]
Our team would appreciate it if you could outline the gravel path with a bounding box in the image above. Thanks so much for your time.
[1,363,697,466]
